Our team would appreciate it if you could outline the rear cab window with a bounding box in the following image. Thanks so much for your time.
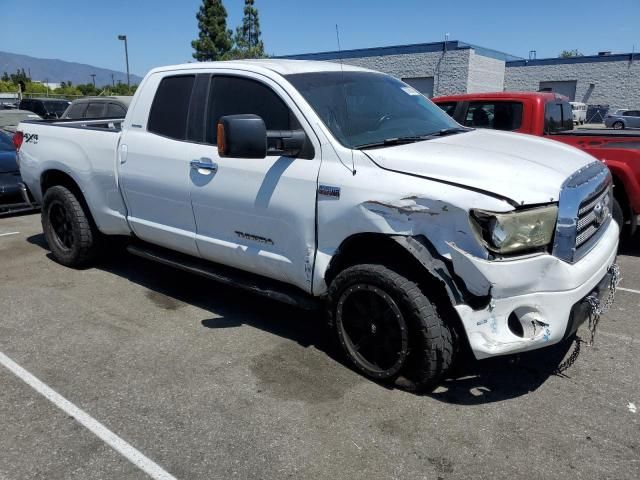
[106,103,126,118]
[437,102,457,118]
[465,101,523,131]
[545,101,574,133]
[148,75,196,140]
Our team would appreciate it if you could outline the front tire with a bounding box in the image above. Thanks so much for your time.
[612,197,624,230]
[613,121,624,130]
[328,264,454,391]
[42,185,102,267]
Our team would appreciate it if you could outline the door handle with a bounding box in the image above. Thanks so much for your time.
[190,159,218,172]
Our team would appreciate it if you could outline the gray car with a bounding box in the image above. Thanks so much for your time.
[0,109,42,134]
[62,96,132,120]
[604,109,640,129]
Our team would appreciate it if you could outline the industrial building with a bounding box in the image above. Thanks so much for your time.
[282,40,640,110]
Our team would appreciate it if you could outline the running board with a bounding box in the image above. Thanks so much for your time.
[126,243,318,310]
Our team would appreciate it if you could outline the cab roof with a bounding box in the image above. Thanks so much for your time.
[148,59,374,77]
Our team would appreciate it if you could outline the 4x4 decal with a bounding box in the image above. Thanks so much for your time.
[24,133,39,144]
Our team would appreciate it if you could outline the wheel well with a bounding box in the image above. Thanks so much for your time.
[325,233,467,341]
[41,170,83,199]
[612,173,631,221]
[40,170,98,229]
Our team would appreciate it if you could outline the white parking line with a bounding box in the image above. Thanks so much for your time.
[0,351,177,480]
[0,232,20,237]
[618,287,640,295]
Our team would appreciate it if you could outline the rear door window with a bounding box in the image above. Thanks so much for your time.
[148,75,195,140]
[65,102,88,119]
[85,102,105,118]
[465,101,523,131]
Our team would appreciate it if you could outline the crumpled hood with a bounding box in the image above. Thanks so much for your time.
[366,129,598,205]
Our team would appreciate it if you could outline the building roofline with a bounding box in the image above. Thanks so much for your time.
[277,40,522,62]
[507,52,640,67]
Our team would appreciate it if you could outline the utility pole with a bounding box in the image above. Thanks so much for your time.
[111,73,115,88]
[118,35,131,93]
[90,74,96,88]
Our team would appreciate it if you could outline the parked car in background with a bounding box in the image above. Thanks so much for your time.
[18,98,70,119]
[604,109,640,129]
[62,96,132,120]
[0,109,42,134]
[0,130,36,215]
[432,92,640,236]
[570,101,587,125]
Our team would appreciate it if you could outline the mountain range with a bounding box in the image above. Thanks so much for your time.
[0,51,144,86]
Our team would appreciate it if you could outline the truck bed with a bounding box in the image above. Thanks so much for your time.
[20,117,124,132]
[17,116,130,236]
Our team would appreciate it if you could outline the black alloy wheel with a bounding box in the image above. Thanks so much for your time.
[336,284,409,379]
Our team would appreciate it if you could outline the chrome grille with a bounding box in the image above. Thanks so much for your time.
[575,185,611,248]
[553,161,612,263]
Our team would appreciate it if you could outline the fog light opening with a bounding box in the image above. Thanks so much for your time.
[508,313,524,338]
[508,308,548,340]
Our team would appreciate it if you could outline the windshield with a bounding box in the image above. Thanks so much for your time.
[44,101,70,116]
[286,71,461,148]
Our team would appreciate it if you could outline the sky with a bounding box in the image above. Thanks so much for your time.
[1,0,638,77]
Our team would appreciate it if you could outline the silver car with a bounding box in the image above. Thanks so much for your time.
[604,109,640,129]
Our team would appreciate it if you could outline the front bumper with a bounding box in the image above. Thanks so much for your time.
[452,220,619,359]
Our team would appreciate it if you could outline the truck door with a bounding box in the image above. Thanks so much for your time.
[188,73,321,292]
[118,73,200,256]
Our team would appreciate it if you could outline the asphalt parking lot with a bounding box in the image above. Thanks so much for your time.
[1,212,639,480]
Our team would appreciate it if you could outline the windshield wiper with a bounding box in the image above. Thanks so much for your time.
[431,127,473,137]
[355,136,431,150]
[434,127,471,136]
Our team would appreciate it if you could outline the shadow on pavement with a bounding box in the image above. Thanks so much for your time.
[27,233,578,404]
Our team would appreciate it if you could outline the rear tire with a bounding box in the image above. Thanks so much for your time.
[328,264,454,391]
[613,121,624,130]
[42,185,102,267]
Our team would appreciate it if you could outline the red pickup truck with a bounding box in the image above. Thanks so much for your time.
[433,92,640,235]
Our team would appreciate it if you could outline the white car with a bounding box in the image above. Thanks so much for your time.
[570,101,587,125]
[15,60,619,390]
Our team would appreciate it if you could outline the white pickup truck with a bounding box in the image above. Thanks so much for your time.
[16,60,619,390]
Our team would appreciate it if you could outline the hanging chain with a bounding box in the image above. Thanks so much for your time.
[554,264,620,375]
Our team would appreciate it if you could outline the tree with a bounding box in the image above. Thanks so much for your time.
[559,49,584,58]
[1,72,10,82]
[191,0,232,61]
[9,68,30,85]
[229,0,265,59]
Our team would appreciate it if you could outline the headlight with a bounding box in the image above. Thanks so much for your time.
[471,205,558,254]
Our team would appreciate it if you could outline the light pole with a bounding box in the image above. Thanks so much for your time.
[90,74,96,88]
[117,34,130,92]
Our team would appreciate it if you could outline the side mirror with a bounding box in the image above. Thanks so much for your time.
[217,114,309,159]
[217,114,267,159]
